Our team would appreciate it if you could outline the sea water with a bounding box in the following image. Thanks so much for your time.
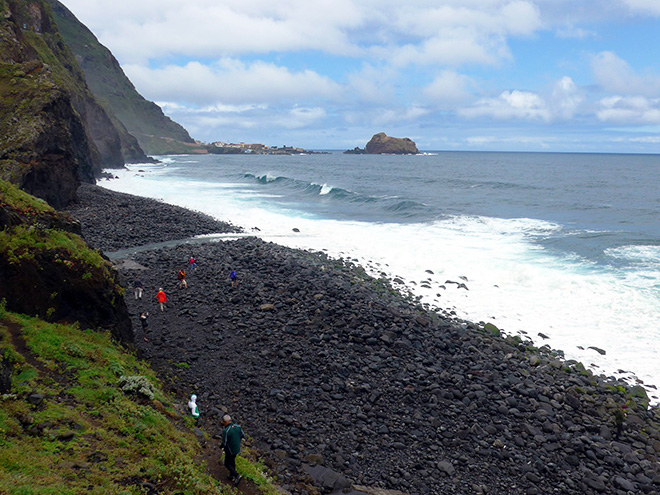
[101,152,660,402]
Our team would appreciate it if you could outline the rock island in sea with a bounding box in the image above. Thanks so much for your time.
[345,132,420,154]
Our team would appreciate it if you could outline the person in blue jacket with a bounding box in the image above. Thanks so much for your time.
[220,414,245,486]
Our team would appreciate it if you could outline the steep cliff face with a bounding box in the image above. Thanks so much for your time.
[50,1,196,157]
[0,180,133,343]
[0,0,130,206]
[0,4,90,207]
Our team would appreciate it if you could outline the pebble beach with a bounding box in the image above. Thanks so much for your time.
[67,183,660,495]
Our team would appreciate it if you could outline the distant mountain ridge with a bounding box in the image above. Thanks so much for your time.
[49,0,197,156]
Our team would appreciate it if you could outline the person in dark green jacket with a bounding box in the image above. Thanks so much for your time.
[220,414,245,486]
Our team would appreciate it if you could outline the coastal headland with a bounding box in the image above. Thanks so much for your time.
[67,183,660,495]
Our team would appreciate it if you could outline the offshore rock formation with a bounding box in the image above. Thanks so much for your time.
[50,0,196,157]
[0,180,133,343]
[345,132,419,155]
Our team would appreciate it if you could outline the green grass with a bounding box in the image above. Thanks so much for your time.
[236,451,281,495]
[0,311,279,494]
[0,179,52,213]
[0,225,102,266]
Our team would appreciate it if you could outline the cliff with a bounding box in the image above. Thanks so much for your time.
[0,180,133,342]
[49,0,197,157]
[0,0,130,206]
[345,132,419,155]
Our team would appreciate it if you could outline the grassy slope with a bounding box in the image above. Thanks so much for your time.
[0,309,229,495]
[0,180,279,494]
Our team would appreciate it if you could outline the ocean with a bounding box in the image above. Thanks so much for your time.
[101,151,660,402]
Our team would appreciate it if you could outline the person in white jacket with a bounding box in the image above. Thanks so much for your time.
[188,394,200,420]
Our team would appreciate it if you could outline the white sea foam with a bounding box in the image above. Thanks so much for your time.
[101,167,660,402]
[319,184,333,195]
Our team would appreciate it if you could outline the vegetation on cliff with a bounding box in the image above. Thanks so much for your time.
[49,0,197,157]
[0,180,132,342]
[0,31,89,207]
[1,0,132,176]
[0,0,114,206]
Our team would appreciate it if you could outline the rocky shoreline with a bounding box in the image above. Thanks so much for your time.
[68,185,660,495]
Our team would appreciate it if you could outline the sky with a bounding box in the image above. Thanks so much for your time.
[60,0,660,152]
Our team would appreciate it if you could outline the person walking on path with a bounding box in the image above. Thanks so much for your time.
[220,414,245,486]
[139,312,149,330]
[189,256,197,271]
[188,394,200,421]
[133,279,143,300]
[139,312,149,341]
[230,269,238,287]
[177,268,187,289]
[156,288,167,312]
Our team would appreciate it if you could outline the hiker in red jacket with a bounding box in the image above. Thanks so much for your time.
[156,288,167,312]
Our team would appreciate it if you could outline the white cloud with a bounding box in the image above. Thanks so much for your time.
[164,103,327,140]
[284,107,328,129]
[466,135,553,148]
[343,105,430,126]
[382,30,509,68]
[630,136,660,143]
[592,51,660,97]
[346,64,398,105]
[621,0,660,15]
[596,96,660,124]
[555,25,596,39]
[551,76,583,120]
[369,1,542,67]
[63,0,365,63]
[459,76,582,122]
[62,0,545,68]
[460,90,550,121]
[123,60,343,105]
[423,70,476,107]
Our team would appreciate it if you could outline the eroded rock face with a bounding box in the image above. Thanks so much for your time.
[365,132,419,154]
[1,0,137,208]
[0,246,133,343]
[0,181,133,343]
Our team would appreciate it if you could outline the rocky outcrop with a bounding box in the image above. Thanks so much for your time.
[50,0,195,157]
[0,180,133,343]
[345,133,419,155]
[0,62,90,208]
[0,0,128,206]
